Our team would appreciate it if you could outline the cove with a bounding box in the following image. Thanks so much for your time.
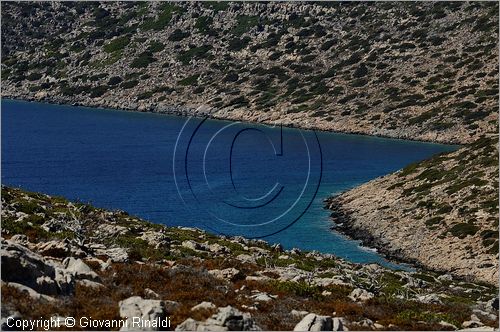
[1,99,457,269]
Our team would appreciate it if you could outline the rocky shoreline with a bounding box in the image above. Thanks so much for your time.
[2,186,499,331]
[325,136,499,286]
[2,94,461,146]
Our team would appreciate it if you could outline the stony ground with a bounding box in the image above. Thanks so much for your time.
[326,136,499,286]
[2,1,499,144]
[1,186,499,331]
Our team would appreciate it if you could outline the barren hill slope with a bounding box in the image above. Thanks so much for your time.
[1,1,498,143]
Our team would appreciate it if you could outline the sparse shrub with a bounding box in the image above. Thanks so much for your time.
[103,36,130,53]
[449,223,479,239]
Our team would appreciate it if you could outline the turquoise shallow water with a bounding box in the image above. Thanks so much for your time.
[1,99,457,269]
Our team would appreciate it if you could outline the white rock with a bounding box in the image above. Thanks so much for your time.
[119,296,167,331]
[144,288,160,299]
[191,301,216,311]
[348,288,374,302]
[417,293,442,305]
[293,313,333,331]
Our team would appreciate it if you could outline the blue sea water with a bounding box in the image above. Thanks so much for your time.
[1,100,457,268]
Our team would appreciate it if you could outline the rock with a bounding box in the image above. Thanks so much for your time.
[245,275,270,282]
[34,239,70,258]
[209,268,243,281]
[9,234,28,245]
[191,301,216,311]
[332,317,345,331]
[77,279,105,288]
[1,309,22,331]
[461,320,484,329]
[486,297,499,311]
[144,288,160,299]
[313,277,351,288]
[182,240,200,251]
[472,309,497,322]
[348,288,374,302]
[63,257,100,282]
[176,306,260,331]
[291,310,309,318]
[207,243,227,254]
[237,254,256,264]
[439,321,457,330]
[140,231,170,250]
[164,300,180,313]
[119,296,167,331]
[175,318,199,331]
[460,327,495,331]
[293,313,333,331]
[4,282,56,302]
[356,318,373,328]
[437,274,454,282]
[417,293,442,305]
[250,292,276,302]
[97,223,128,237]
[1,239,75,295]
[96,247,128,262]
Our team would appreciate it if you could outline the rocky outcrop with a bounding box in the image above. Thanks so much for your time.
[119,296,169,331]
[1,239,75,296]
[293,314,346,331]
[293,314,333,331]
[176,306,260,331]
[326,136,499,285]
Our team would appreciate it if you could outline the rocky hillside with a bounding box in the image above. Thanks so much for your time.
[1,1,498,144]
[1,186,499,331]
[326,135,499,285]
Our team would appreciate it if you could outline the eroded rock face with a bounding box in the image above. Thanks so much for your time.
[176,306,260,331]
[118,296,167,331]
[293,313,333,331]
[63,257,100,282]
[1,239,75,296]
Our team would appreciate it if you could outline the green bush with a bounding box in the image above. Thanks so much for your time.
[141,3,180,31]
[108,76,122,86]
[228,37,251,51]
[147,41,165,53]
[120,80,139,89]
[449,223,479,239]
[131,53,156,68]
[195,16,214,34]
[103,36,130,53]
[177,45,212,65]
[178,74,199,86]
[90,85,109,98]
[168,29,190,42]
[232,15,259,36]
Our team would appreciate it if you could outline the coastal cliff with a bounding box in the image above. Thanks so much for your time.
[326,136,499,285]
[1,186,499,330]
[2,1,498,144]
